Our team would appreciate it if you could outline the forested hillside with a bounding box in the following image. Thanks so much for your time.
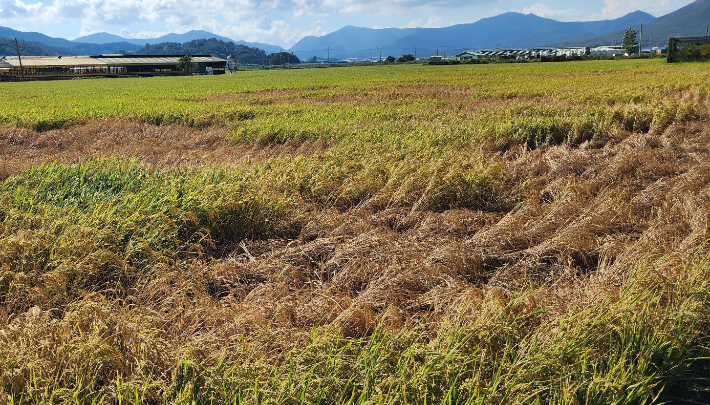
[0,36,56,56]
[135,38,300,64]
[135,38,268,60]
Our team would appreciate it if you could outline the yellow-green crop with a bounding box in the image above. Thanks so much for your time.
[2,59,710,404]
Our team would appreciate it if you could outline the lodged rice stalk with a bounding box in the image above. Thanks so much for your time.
[1,59,710,403]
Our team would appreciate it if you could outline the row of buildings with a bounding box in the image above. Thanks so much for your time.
[454,46,667,61]
[0,54,227,80]
[0,45,670,80]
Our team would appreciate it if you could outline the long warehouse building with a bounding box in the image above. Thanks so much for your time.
[0,54,227,80]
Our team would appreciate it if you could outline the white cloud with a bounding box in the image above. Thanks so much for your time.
[218,19,326,45]
[50,0,91,19]
[402,15,452,28]
[119,28,168,38]
[423,16,449,27]
[77,25,102,36]
[0,0,494,45]
[520,3,585,21]
[590,0,638,19]
[403,18,423,28]
[589,0,692,19]
[0,0,46,22]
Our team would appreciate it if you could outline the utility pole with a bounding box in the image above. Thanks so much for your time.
[14,38,24,81]
[706,23,709,40]
[327,46,330,64]
[443,45,446,59]
[639,24,643,57]
[415,46,417,61]
[379,47,382,63]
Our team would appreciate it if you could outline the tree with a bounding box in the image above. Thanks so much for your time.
[622,26,638,56]
[667,37,680,63]
[385,55,396,63]
[397,54,415,63]
[266,52,301,65]
[176,55,195,73]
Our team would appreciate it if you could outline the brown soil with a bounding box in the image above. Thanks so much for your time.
[0,120,328,180]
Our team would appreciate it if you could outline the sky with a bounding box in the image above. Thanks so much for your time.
[0,0,697,47]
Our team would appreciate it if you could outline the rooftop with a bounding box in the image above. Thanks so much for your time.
[1,55,226,68]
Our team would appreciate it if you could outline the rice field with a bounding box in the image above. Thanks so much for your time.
[2,59,710,403]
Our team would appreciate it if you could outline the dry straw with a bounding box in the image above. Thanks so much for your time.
[1,60,710,403]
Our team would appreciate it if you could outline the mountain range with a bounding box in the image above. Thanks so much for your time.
[0,26,142,55]
[0,27,282,56]
[289,11,655,59]
[72,30,282,53]
[3,0,710,58]
[567,0,710,48]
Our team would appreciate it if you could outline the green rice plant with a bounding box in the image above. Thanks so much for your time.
[1,59,708,150]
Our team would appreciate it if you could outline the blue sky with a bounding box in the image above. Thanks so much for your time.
[0,0,696,47]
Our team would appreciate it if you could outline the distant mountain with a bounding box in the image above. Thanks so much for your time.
[0,36,57,57]
[231,40,283,54]
[66,42,143,54]
[0,26,142,55]
[157,31,283,54]
[0,9,661,59]
[135,39,300,64]
[568,0,710,47]
[135,38,269,61]
[288,11,656,59]
[0,26,79,50]
[148,31,238,45]
[73,30,283,53]
[72,32,129,44]
[74,30,236,46]
[0,26,281,56]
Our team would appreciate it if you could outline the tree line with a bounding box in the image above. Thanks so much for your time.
[133,38,300,65]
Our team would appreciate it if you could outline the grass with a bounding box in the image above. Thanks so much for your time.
[2,59,710,403]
